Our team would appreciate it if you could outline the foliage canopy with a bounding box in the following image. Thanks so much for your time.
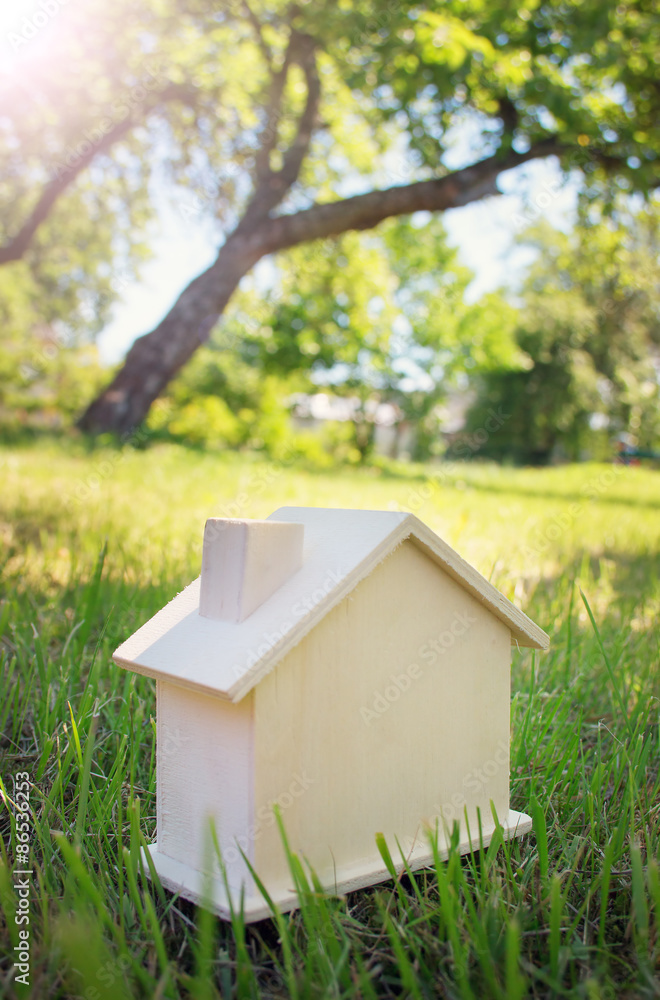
[1,0,659,432]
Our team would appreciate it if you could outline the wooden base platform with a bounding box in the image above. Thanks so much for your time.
[142,809,532,923]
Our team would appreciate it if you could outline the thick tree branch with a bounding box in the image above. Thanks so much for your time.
[0,82,195,267]
[256,138,565,255]
[0,118,135,267]
[79,137,570,435]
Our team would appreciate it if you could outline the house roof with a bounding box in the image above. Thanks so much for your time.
[113,507,549,702]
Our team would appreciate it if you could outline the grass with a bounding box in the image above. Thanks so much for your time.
[0,436,658,999]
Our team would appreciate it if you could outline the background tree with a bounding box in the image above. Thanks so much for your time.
[461,203,660,463]
[0,253,108,434]
[2,0,659,433]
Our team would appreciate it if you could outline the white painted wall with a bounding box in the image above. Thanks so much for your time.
[157,680,255,894]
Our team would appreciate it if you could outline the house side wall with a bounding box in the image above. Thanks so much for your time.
[157,681,254,893]
[252,539,511,889]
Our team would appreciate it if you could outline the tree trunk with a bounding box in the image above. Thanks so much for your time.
[78,231,265,434]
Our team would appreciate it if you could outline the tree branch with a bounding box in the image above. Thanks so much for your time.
[252,32,296,184]
[0,82,195,267]
[277,34,319,190]
[497,97,519,137]
[244,32,320,224]
[256,138,565,255]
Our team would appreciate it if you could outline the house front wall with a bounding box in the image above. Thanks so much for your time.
[156,680,254,894]
[252,538,512,890]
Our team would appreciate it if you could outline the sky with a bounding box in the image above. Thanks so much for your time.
[0,0,60,71]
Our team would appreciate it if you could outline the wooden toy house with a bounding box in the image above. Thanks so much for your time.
[114,507,549,922]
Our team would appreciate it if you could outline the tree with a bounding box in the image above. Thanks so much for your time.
[0,0,208,381]
[3,0,659,432]
[461,204,660,463]
[0,265,107,431]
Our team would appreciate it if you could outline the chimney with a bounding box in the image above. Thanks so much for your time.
[199,518,304,622]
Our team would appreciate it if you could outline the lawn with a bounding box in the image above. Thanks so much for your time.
[0,438,659,999]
